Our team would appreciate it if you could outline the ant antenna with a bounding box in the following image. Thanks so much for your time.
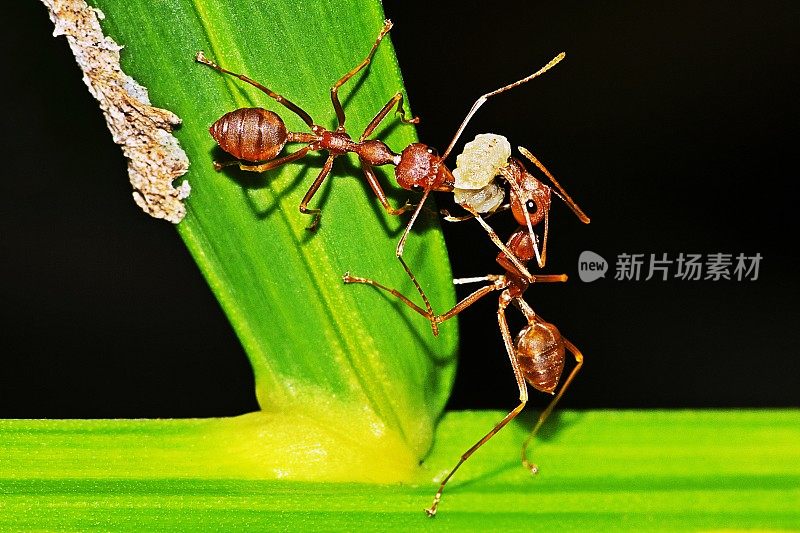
[518,146,590,224]
[441,52,566,161]
[507,177,545,268]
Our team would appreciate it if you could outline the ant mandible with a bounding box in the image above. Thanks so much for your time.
[343,219,585,517]
[197,20,566,334]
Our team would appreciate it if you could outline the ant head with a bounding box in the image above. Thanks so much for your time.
[504,158,551,227]
[514,319,565,394]
[396,143,454,192]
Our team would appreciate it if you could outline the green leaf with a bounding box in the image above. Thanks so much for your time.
[79,0,458,477]
[3,410,799,529]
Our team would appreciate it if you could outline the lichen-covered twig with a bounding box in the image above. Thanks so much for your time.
[41,0,190,223]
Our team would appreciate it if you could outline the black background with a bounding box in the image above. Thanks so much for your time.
[2,1,798,418]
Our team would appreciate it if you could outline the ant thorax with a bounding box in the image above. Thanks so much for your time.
[452,133,510,214]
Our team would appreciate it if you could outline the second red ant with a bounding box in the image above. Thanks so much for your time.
[343,189,586,515]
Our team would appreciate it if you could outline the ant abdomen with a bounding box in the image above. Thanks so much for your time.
[515,320,566,394]
[210,107,288,162]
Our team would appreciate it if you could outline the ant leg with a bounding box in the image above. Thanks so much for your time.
[299,153,336,231]
[396,188,439,335]
[426,294,528,517]
[361,160,415,215]
[436,278,505,323]
[342,273,503,329]
[518,146,590,224]
[195,51,316,130]
[521,337,584,474]
[469,210,538,282]
[441,52,566,160]
[360,92,419,141]
[441,204,510,222]
[214,146,312,173]
[330,19,393,131]
[455,273,565,286]
[441,211,475,223]
[342,273,432,318]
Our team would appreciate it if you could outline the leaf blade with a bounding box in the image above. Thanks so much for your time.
[3,410,798,530]
[83,0,459,466]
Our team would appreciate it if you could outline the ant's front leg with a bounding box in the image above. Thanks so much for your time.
[361,161,416,216]
[395,188,438,335]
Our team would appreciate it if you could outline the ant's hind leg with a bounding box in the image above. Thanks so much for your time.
[195,51,316,130]
[213,147,312,173]
[521,337,584,473]
[425,295,528,517]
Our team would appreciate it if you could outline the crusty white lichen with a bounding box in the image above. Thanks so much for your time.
[41,0,190,223]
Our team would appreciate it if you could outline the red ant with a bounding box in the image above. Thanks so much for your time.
[346,143,590,514]
[197,20,567,334]
[343,218,585,517]
[195,20,419,232]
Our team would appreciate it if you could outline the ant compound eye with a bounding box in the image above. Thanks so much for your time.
[412,185,424,192]
[525,199,538,214]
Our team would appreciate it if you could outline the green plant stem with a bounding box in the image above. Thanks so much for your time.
[3,410,799,530]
